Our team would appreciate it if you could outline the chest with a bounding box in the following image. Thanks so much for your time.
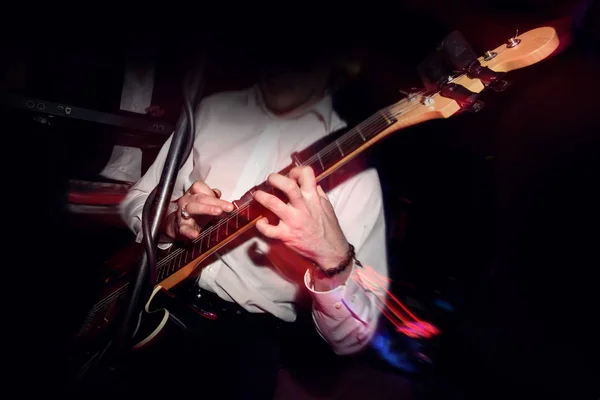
[188,113,330,202]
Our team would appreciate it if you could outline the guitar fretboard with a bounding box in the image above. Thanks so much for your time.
[155,108,398,282]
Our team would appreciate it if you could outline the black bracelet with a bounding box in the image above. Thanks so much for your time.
[312,243,358,277]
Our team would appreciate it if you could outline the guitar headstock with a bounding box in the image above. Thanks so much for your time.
[384,26,560,128]
[480,26,560,73]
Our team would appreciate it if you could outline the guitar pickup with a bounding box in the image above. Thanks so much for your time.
[440,83,484,112]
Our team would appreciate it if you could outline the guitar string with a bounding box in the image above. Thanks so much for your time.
[82,44,524,323]
[87,102,401,313]
[84,64,511,320]
[97,72,462,313]
[85,284,129,314]
[155,92,428,269]
[154,39,517,272]
[98,44,517,307]
[149,36,528,280]
[155,118,390,271]
[153,94,426,274]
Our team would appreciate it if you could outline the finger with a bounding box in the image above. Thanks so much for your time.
[186,181,215,196]
[178,223,200,240]
[212,188,222,198]
[267,173,304,208]
[289,166,317,193]
[253,190,293,221]
[186,196,234,215]
[255,217,283,239]
[184,202,225,217]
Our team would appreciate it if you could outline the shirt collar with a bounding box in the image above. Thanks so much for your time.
[249,85,345,133]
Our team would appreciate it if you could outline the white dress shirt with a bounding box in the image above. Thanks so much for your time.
[99,145,143,183]
[119,86,389,355]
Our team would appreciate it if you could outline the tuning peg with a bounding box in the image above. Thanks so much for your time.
[465,60,510,92]
[440,83,484,112]
[507,37,521,48]
[483,51,497,61]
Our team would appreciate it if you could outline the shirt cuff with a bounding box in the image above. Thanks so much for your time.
[304,261,372,324]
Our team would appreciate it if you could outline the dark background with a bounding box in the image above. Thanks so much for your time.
[2,0,599,398]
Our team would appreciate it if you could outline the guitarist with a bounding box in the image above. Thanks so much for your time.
[119,38,389,398]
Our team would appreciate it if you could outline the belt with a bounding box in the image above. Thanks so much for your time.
[194,288,282,330]
[174,282,280,327]
[194,287,248,317]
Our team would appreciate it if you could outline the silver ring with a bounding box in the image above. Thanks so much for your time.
[181,205,190,219]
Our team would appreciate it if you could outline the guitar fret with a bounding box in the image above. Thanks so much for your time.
[192,242,196,260]
[335,140,344,156]
[317,152,324,170]
[291,152,302,167]
[236,213,239,229]
[379,110,392,124]
[181,250,188,266]
[356,126,366,141]
[216,225,219,242]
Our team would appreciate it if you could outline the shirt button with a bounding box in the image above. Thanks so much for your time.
[334,303,341,309]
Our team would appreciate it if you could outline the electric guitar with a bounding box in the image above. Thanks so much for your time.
[68,26,560,383]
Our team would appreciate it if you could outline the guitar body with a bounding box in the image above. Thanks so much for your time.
[66,246,216,385]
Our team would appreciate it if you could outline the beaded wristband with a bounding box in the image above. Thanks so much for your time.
[312,243,359,277]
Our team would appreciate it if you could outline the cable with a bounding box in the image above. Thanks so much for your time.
[139,61,203,307]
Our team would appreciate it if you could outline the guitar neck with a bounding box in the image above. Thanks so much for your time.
[154,24,562,289]
[154,98,435,290]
